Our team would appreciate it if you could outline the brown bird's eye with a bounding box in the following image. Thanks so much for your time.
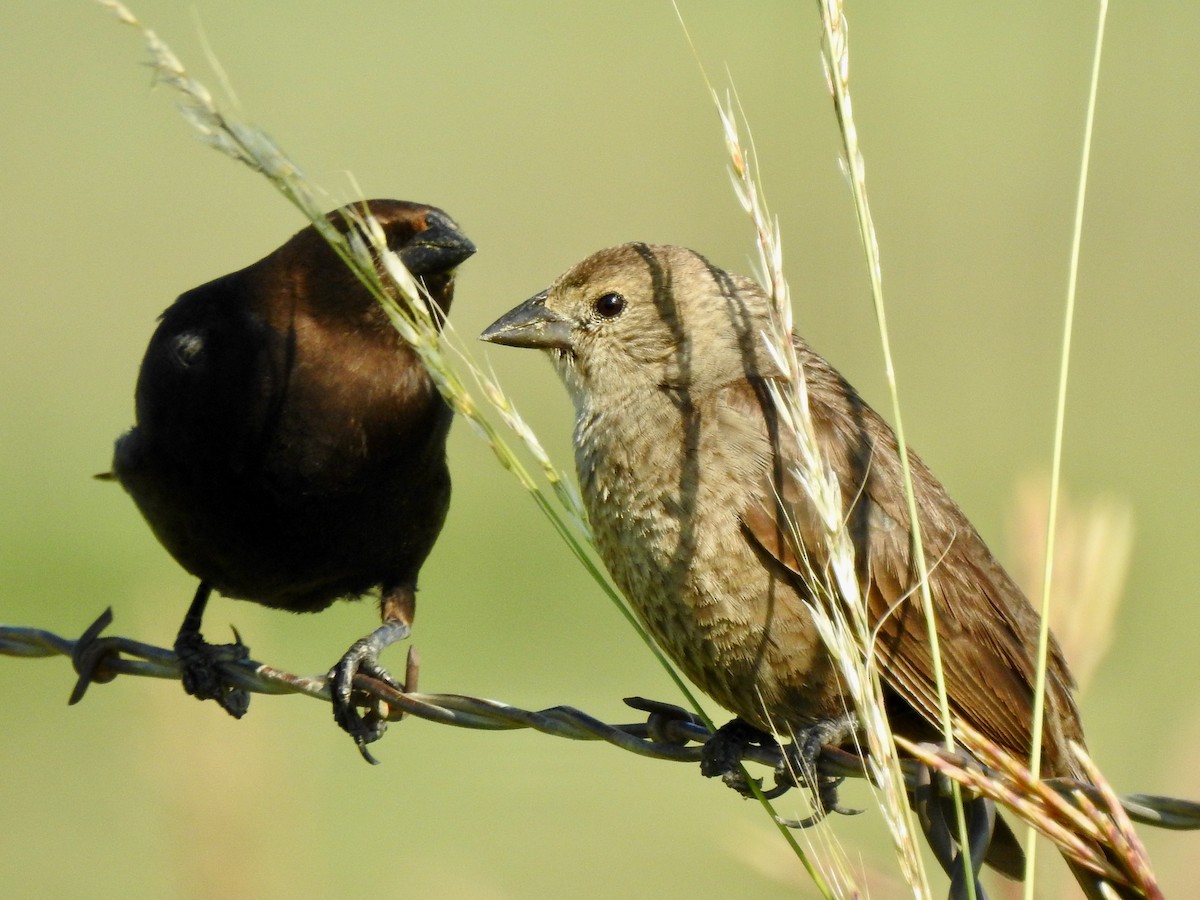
[593,292,626,319]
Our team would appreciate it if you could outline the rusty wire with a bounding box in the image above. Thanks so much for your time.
[4,606,1199,848]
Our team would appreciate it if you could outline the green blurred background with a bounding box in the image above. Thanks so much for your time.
[3,2,1199,897]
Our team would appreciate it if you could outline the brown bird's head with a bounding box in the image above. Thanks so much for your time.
[480,242,785,407]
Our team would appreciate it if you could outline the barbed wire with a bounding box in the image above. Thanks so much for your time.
[3,605,1198,888]
[2,607,767,764]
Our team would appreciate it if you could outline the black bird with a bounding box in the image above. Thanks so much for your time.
[111,199,474,760]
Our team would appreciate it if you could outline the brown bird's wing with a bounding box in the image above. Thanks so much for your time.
[728,342,1082,777]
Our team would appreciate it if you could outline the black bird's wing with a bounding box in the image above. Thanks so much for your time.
[122,270,280,479]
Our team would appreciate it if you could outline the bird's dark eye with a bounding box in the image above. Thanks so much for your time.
[593,292,626,319]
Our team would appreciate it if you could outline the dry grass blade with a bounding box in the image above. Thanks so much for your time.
[95,0,653,664]
[898,737,1114,877]
[900,722,1160,898]
[697,54,927,900]
[1072,745,1161,899]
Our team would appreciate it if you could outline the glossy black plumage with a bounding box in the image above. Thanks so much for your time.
[113,199,474,758]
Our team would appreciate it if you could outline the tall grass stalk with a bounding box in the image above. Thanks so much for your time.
[718,90,931,897]
[816,0,975,895]
[669,1,933,889]
[1025,1,1110,894]
[673,0,944,892]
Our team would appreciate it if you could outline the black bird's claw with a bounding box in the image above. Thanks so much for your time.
[329,620,413,765]
[174,625,251,719]
[329,653,399,765]
[700,718,778,797]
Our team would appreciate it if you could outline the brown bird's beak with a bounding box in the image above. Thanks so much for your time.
[399,213,477,276]
[479,291,574,351]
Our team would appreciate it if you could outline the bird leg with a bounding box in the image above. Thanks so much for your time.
[330,583,415,764]
[173,581,250,718]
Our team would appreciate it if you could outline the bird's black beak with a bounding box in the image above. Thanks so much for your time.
[479,291,574,351]
[400,213,477,276]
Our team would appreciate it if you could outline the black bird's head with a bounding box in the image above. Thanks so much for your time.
[339,199,476,321]
[254,199,475,334]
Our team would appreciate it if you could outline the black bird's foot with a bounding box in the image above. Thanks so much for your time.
[330,619,413,765]
[700,718,780,797]
[174,624,251,718]
[174,582,250,718]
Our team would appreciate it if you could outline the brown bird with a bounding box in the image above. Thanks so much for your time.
[481,242,1133,898]
[111,199,474,761]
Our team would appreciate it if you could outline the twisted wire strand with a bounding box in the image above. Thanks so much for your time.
[2,608,729,762]
[3,606,1197,843]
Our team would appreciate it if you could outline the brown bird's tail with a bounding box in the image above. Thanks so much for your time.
[907,728,1157,898]
[1065,857,1148,900]
[923,783,1150,898]
[1050,759,1157,899]
[1058,778,1157,900]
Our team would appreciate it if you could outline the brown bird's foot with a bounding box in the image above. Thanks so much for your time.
[329,619,412,765]
[774,715,863,826]
[700,718,780,797]
[174,582,250,718]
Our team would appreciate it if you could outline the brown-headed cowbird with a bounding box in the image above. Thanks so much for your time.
[112,199,474,760]
[481,242,1131,898]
